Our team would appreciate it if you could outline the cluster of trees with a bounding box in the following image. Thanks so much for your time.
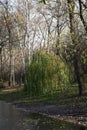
[40,0,87,96]
[0,0,86,96]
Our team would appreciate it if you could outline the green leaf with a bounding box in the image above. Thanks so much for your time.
[39,0,46,4]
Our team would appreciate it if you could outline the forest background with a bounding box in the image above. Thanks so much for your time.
[0,0,87,97]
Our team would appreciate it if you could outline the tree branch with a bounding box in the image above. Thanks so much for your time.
[78,0,87,33]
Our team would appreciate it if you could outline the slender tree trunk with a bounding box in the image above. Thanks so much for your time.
[0,48,2,81]
[78,0,87,33]
[9,47,15,87]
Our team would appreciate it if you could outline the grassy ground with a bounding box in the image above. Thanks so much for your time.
[0,86,86,105]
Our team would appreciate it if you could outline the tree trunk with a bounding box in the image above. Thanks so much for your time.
[67,0,85,95]
[9,48,15,87]
[0,48,2,81]
[74,56,84,96]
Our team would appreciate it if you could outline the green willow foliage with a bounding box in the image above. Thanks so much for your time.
[25,51,70,96]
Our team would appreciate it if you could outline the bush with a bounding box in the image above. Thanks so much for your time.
[25,51,70,96]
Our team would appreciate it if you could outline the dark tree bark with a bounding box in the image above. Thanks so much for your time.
[67,0,84,96]
[74,56,84,96]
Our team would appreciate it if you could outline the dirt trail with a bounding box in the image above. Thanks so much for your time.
[14,101,87,127]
